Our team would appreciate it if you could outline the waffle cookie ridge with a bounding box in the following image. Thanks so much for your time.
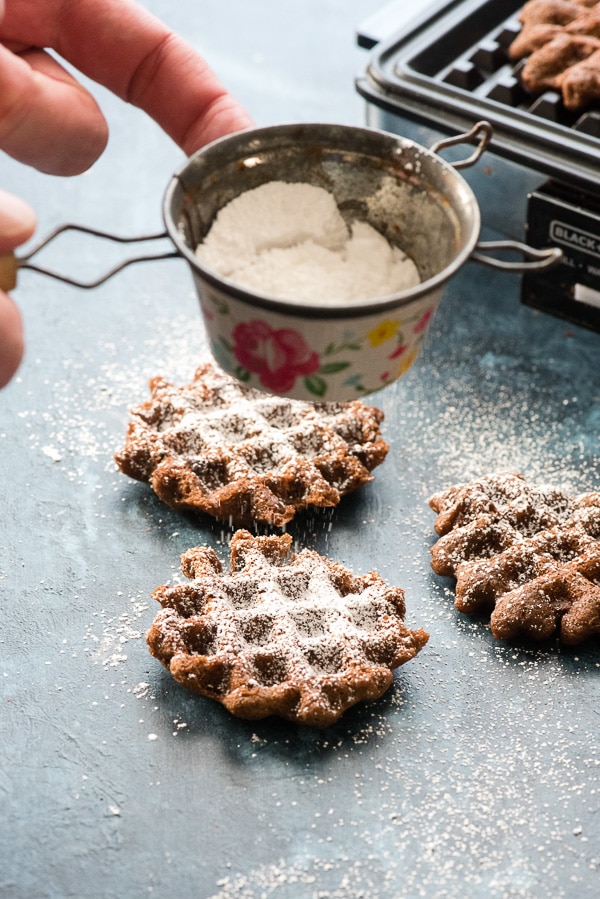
[147,530,429,726]
[429,472,600,645]
[115,362,389,528]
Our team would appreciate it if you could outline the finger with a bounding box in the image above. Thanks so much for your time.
[54,3,254,153]
[1,0,253,155]
[0,287,24,388]
[128,39,254,154]
[0,43,108,175]
[0,188,36,253]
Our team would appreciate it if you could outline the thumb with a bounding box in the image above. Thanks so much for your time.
[0,189,34,387]
[0,288,23,388]
[0,188,36,253]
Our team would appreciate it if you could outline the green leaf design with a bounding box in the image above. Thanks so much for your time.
[213,298,230,315]
[318,361,350,375]
[322,340,362,356]
[219,336,233,352]
[235,366,251,382]
[304,375,328,397]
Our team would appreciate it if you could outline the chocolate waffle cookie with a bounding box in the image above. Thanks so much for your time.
[147,530,429,726]
[429,473,600,644]
[115,362,388,528]
[510,0,600,110]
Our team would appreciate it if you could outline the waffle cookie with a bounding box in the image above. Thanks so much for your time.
[115,362,388,528]
[147,530,429,726]
[429,473,600,645]
[510,0,600,110]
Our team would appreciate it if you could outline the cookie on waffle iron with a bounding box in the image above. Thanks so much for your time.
[510,1,600,110]
[115,362,388,528]
[429,473,600,644]
[147,530,429,727]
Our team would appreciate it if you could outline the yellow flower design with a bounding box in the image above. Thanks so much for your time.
[367,320,400,347]
[396,346,420,377]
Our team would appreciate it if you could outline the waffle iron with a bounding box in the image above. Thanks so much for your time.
[356,0,600,331]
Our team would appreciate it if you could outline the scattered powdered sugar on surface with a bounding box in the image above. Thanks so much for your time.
[131,681,150,699]
[380,348,600,498]
[41,444,63,463]
[83,594,148,669]
[12,312,208,476]
[187,343,599,896]
[209,858,398,899]
[6,287,599,896]
[196,181,420,302]
[198,647,599,897]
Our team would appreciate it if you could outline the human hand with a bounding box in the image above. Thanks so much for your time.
[0,0,253,176]
[0,189,36,387]
[0,0,253,387]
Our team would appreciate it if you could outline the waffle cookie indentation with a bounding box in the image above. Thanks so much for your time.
[147,530,429,726]
[429,472,600,645]
[115,362,389,528]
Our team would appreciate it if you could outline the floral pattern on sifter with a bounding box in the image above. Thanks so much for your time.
[203,297,436,399]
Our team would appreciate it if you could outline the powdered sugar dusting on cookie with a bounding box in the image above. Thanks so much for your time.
[428,473,600,644]
[114,361,389,527]
[147,530,428,726]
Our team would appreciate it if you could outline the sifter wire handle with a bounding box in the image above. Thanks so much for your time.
[0,224,179,290]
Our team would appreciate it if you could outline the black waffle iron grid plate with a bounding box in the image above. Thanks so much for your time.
[357,0,600,191]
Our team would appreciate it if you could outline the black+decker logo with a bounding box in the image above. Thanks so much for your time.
[549,220,600,258]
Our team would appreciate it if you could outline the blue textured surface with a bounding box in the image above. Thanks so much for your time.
[1,3,599,898]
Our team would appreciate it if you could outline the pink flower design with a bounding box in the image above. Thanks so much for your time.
[232,320,320,393]
[200,301,215,322]
[388,344,407,360]
[414,309,433,334]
